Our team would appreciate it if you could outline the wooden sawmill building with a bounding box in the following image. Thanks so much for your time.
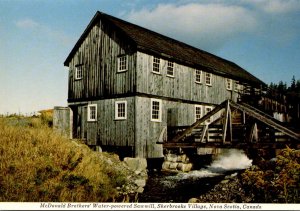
[62,11,266,158]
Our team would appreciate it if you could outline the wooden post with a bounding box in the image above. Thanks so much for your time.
[200,124,208,143]
[222,101,229,144]
[222,100,232,144]
[249,122,258,143]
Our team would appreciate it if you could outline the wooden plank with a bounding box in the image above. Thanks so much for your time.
[222,101,229,143]
[171,100,228,142]
[230,100,300,141]
[162,141,297,149]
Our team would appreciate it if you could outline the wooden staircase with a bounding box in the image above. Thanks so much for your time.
[162,100,300,149]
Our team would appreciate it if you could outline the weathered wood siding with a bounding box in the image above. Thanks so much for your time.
[136,51,241,104]
[53,107,72,138]
[67,19,136,101]
[135,96,212,158]
[83,97,135,147]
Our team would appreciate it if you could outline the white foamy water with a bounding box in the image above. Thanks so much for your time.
[209,149,252,171]
[161,149,252,184]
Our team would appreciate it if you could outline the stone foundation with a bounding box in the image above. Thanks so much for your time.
[162,153,193,172]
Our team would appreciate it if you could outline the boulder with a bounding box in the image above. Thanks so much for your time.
[188,198,200,203]
[166,154,177,162]
[169,162,178,169]
[124,157,147,172]
[181,163,193,172]
[134,179,146,188]
[162,161,171,170]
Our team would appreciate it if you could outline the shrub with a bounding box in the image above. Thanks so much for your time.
[242,147,300,203]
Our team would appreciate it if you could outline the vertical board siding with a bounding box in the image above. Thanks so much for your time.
[135,96,199,158]
[85,97,136,147]
[68,19,136,101]
[136,51,239,105]
[53,107,72,138]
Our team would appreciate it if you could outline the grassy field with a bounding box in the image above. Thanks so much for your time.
[0,116,130,202]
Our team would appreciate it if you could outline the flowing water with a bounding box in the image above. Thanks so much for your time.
[139,149,252,202]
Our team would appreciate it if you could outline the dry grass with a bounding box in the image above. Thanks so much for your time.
[0,117,128,202]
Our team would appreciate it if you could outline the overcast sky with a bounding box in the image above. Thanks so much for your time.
[1,0,300,115]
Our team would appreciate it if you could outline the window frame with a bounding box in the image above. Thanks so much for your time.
[75,66,83,80]
[115,101,127,120]
[152,56,161,74]
[195,69,202,84]
[205,72,212,86]
[87,104,97,122]
[167,61,174,77]
[117,55,128,73]
[205,106,213,123]
[151,99,162,122]
[234,81,240,92]
[226,78,233,90]
[195,105,203,122]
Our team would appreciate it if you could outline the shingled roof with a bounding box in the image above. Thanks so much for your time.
[64,11,264,86]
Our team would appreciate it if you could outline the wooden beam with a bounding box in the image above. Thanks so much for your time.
[171,100,228,142]
[162,141,298,149]
[199,124,208,143]
[222,101,229,144]
[230,100,300,141]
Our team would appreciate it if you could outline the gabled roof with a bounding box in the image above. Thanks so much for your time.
[64,11,265,86]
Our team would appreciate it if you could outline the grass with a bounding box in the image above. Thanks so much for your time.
[0,116,130,202]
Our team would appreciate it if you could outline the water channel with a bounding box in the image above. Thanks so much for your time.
[139,149,252,202]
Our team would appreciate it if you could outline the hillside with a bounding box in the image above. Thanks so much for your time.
[0,116,133,202]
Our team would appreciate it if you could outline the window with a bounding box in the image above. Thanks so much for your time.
[117,55,128,72]
[226,78,232,90]
[152,56,161,74]
[205,106,213,123]
[234,81,240,92]
[151,99,162,122]
[195,69,202,83]
[115,101,127,120]
[205,72,212,86]
[167,61,174,77]
[195,105,202,122]
[88,104,97,121]
[75,66,83,80]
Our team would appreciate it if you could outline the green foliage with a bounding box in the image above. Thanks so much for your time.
[242,147,300,203]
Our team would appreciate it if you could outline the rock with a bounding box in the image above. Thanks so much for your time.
[221,179,229,184]
[188,198,200,203]
[166,154,177,162]
[177,163,183,171]
[134,170,141,175]
[124,157,147,172]
[169,162,178,169]
[162,161,171,170]
[136,187,144,193]
[231,172,238,177]
[134,179,146,188]
[181,163,193,172]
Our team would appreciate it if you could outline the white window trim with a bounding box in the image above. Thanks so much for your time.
[87,104,97,122]
[152,56,161,74]
[205,72,212,86]
[195,69,202,84]
[226,78,233,90]
[115,101,127,120]
[75,66,83,80]
[205,106,213,123]
[167,61,175,77]
[117,55,128,73]
[234,81,240,92]
[195,105,203,122]
[151,99,162,122]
